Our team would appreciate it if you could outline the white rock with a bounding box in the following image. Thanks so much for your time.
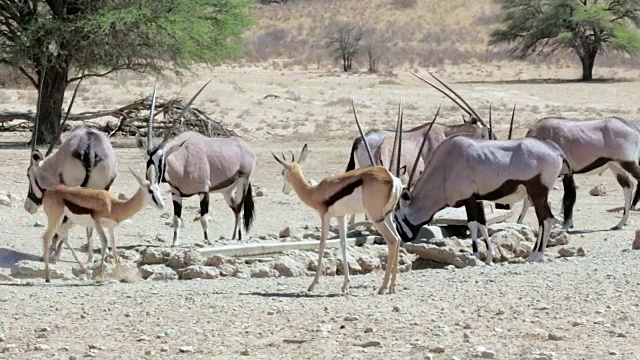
[530,349,558,360]
[589,184,607,196]
[0,194,10,206]
[179,346,195,353]
[34,344,50,351]
[10,260,69,280]
[178,265,220,280]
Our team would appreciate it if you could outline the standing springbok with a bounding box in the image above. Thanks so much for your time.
[271,99,413,295]
[39,169,165,282]
[137,83,256,245]
[514,117,640,231]
[394,123,572,262]
[25,126,117,265]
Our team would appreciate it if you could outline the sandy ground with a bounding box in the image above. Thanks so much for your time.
[1,65,640,359]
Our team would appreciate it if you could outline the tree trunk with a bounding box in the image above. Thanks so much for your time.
[31,66,68,145]
[579,51,596,81]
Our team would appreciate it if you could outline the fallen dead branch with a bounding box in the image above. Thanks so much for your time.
[0,94,237,139]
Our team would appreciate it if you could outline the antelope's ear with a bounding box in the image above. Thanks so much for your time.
[165,140,187,158]
[135,134,147,150]
[31,150,43,165]
[298,144,309,164]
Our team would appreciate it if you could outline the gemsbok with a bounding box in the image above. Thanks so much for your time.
[271,99,414,295]
[25,128,117,266]
[515,116,640,231]
[394,121,573,263]
[39,169,165,282]
[137,83,257,245]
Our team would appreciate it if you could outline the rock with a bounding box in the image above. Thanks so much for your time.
[178,265,220,280]
[576,247,586,257]
[337,253,362,275]
[589,184,607,196]
[279,227,291,238]
[343,315,359,321]
[10,260,69,280]
[33,221,44,227]
[608,350,620,355]
[1,344,18,353]
[0,193,10,206]
[357,254,381,274]
[178,346,195,353]
[139,265,178,281]
[547,230,569,247]
[139,248,169,265]
[471,346,495,359]
[547,332,566,341]
[357,340,383,348]
[430,346,446,353]
[34,344,50,351]
[530,350,558,360]
[239,349,251,356]
[272,256,307,277]
[557,247,577,257]
[167,249,203,269]
[364,327,374,333]
[404,239,484,268]
[633,229,640,250]
[249,265,278,278]
[0,271,15,282]
[488,223,536,243]
[254,186,265,197]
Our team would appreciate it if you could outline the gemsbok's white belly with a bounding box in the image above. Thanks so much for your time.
[327,187,365,217]
[493,184,528,205]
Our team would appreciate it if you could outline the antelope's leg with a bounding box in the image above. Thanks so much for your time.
[464,200,481,260]
[610,162,633,230]
[196,192,211,241]
[475,202,494,264]
[516,197,530,224]
[42,216,64,283]
[348,214,356,226]
[171,192,183,247]
[223,184,243,240]
[526,183,553,262]
[308,214,329,293]
[561,174,577,231]
[51,216,72,263]
[378,213,401,295]
[619,160,640,210]
[108,228,120,267]
[337,216,350,294]
[86,227,94,264]
[92,221,110,280]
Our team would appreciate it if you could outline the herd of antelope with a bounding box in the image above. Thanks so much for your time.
[22,71,640,295]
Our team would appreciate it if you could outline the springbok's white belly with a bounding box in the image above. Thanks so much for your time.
[327,188,365,217]
[64,210,119,229]
[493,185,528,205]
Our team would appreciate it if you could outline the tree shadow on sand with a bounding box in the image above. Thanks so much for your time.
[454,77,636,85]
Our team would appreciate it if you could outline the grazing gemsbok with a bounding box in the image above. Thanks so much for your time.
[25,126,118,265]
[39,169,165,282]
[137,83,256,245]
[394,121,573,263]
[515,117,640,231]
[272,99,410,295]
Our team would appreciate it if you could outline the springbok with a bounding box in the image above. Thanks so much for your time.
[394,119,572,262]
[25,126,118,266]
[40,169,165,282]
[515,117,640,231]
[137,83,257,245]
[271,99,412,295]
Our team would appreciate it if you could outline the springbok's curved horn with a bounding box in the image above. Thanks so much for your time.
[351,98,376,167]
[407,105,441,188]
[508,103,516,140]
[287,150,296,162]
[30,68,47,155]
[410,71,475,122]
[45,73,84,156]
[147,80,158,152]
[426,70,486,127]
[389,98,402,173]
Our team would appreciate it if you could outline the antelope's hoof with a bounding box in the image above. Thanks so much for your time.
[611,223,626,230]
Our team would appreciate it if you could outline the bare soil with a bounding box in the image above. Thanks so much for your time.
[1,65,640,359]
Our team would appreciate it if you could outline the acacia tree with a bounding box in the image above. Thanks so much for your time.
[326,21,363,72]
[0,0,253,145]
[488,0,640,81]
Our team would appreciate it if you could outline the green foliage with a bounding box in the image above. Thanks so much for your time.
[0,0,255,83]
[488,0,640,59]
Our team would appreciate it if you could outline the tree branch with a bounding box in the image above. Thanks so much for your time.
[17,65,37,88]
[67,63,148,83]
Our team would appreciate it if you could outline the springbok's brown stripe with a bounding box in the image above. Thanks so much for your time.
[324,179,364,207]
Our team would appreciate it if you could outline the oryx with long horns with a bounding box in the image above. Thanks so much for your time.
[271,98,410,295]
[136,82,257,245]
[515,116,640,231]
[25,76,117,267]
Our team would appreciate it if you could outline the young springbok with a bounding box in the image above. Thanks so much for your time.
[272,100,424,295]
[40,169,165,282]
